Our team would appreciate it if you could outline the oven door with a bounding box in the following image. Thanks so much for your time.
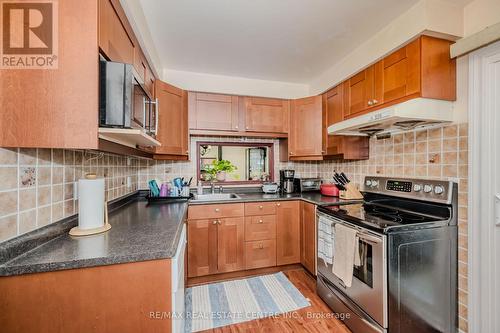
[317,212,387,328]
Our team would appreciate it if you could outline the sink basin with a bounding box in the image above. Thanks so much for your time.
[192,193,241,201]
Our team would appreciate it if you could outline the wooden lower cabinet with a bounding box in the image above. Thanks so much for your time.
[188,200,302,278]
[187,219,218,277]
[245,215,276,241]
[0,260,172,333]
[276,201,301,265]
[301,202,317,275]
[217,217,246,273]
[245,240,277,269]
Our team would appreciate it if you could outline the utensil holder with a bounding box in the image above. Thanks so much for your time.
[339,183,364,200]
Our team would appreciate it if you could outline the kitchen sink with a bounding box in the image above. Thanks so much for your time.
[192,193,242,201]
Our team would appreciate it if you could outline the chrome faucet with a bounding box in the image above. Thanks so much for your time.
[211,182,215,194]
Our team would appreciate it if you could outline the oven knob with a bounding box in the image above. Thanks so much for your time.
[423,184,433,193]
[371,180,379,187]
[365,180,372,186]
[434,185,445,195]
[413,184,422,192]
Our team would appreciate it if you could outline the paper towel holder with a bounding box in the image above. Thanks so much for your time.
[69,202,111,236]
[69,173,111,236]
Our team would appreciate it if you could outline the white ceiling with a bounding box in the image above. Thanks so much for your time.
[138,0,422,83]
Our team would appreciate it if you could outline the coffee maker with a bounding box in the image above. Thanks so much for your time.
[279,169,295,194]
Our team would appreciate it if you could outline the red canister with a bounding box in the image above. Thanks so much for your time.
[320,183,339,197]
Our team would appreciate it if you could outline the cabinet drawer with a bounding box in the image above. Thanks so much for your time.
[245,202,277,216]
[245,215,276,241]
[245,240,276,270]
[188,203,244,220]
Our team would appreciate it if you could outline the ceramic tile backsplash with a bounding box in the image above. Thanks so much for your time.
[0,148,140,242]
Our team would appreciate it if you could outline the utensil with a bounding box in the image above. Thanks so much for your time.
[340,172,350,184]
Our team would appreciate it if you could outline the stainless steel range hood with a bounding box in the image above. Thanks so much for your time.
[328,98,454,136]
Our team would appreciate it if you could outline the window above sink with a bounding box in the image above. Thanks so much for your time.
[196,141,274,185]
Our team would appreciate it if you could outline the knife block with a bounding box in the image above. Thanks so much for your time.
[339,183,364,200]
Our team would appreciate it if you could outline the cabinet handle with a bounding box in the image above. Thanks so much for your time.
[212,220,218,225]
[258,219,263,224]
[217,220,222,225]
[372,99,378,104]
[259,243,264,249]
[246,126,249,130]
[185,150,189,154]
[235,125,239,129]
[215,208,220,212]
[259,205,263,209]
[276,203,281,207]
[367,100,374,106]
[289,152,294,155]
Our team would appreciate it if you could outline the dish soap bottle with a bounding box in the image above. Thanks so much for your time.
[197,181,203,195]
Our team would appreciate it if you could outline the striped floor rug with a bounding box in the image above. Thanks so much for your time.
[185,272,311,332]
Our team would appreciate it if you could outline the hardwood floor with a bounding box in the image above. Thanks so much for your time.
[197,268,351,333]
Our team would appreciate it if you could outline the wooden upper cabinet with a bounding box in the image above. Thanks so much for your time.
[144,64,155,99]
[98,0,134,64]
[243,97,290,133]
[154,80,189,158]
[323,85,344,156]
[343,63,383,118]
[132,48,147,83]
[343,36,455,120]
[381,39,420,104]
[289,96,323,159]
[0,0,99,149]
[322,86,370,160]
[188,92,239,131]
[276,201,301,265]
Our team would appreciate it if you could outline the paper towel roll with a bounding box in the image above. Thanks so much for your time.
[78,177,105,230]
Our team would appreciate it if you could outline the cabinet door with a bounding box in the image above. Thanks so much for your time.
[154,80,189,156]
[289,96,323,158]
[187,220,218,277]
[276,201,301,265]
[98,0,134,64]
[343,68,372,118]
[217,217,246,273]
[245,240,276,270]
[382,39,420,104]
[244,97,290,133]
[323,85,344,156]
[301,202,316,275]
[188,92,239,131]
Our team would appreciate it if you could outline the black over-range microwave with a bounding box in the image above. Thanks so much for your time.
[99,59,157,137]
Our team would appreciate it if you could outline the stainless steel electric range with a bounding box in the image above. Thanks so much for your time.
[316,176,458,333]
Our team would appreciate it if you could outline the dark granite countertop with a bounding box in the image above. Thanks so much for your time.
[188,191,361,206]
[0,190,359,277]
[0,196,188,277]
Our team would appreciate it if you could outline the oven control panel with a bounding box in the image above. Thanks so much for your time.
[363,176,455,204]
[386,180,412,192]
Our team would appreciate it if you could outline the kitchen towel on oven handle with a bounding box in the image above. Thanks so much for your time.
[318,215,335,266]
[332,223,360,288]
